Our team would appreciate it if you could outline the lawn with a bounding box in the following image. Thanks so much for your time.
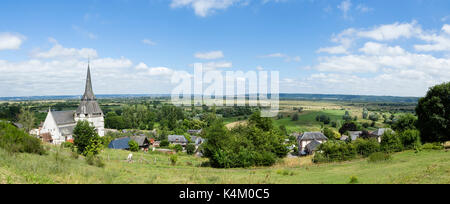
[273,110,347,133]
[1,146,448,184]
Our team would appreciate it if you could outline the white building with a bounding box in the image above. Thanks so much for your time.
[40,64,104,144]
[296,132,328,155]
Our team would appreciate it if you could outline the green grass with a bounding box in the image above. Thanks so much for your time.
[273,110,346,133]
[1,146,448,184]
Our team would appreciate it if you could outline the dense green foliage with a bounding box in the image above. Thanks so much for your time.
[203,111,287,168]
[73,121,103,156]
[128,140,139,152]
[380,130,403,153]
[398,129,421,149]
[416,82,450,143]
[185,143,196,155]
[339,121,358,134]
[0,121,45,155]
[353,138,380,157]
[392,114,418,132]
[312,140,357,163]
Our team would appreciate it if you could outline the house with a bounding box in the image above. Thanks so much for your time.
[108,137,131,150]
[370,128,392,143]
[188,129,202,135]
[40,64,105,144]
[340,135,349,141]
[168,135,188,146]
[130,136,150,150]
[296,132,328,155]
[348,131,363,141]
[12,122,23,129]
[152,141,161,148]
[305,140,322,155]
[191,136,205,146]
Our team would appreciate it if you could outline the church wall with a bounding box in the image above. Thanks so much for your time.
[75,115,105,137]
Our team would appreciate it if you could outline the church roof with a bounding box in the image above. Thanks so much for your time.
[52,111,76,125]
[59,124,76,136]
[76,65,103,115]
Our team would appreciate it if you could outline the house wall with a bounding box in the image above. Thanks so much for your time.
[299,139,326,152]
[75,115,105,137]
[41,112,63,144]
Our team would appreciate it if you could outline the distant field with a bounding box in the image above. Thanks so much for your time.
[1,146,448,184]
[273,110,346,133]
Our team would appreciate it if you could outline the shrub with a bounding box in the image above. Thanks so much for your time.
[0,121,46,155]
[348,176,358,184]
[368,152,392,163]
[313,140,357,163]
[174,144,183,153]
[186,144,196,155]
[421,143,444,150]
[73,120,103,156]
[380,130,403,153]
[160,140,169,147]
[128,140,139,152]
[398,129,421,150]
[323,127,340,140]
[85,152,95,165]
[61,141,74,149]
[354,138,380,157]
[170,154,178,165]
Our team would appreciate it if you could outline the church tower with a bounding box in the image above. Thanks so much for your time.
[75,62,105,137]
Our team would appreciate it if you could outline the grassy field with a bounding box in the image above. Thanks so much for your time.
[1,146,448,184]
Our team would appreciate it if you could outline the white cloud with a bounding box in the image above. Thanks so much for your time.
[317,45,348,54]
[203,61,232,70]
[142,39,157,46]
[359,42,405,56]
[195,50,224,59]
[337,0,352,19]
[414,24,450,52]
[0,33,25,50]
[170,0,241,17]
[357,21,421,41]
[33,40,98,59]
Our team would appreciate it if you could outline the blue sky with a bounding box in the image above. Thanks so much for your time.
[0,0,450,97]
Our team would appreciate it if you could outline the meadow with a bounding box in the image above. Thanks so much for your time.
[1,145,448,184]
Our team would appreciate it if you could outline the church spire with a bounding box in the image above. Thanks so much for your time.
[82,61,95,101]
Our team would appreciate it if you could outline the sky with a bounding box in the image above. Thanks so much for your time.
[0,0,450,97]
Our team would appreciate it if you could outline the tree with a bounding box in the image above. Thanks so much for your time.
[248,111,273,131]
[292,113,299,121]
[18,107,35,133]
[398,129,421,150]
[380,130,403,153]
[392,114,417,132]
[362,108,369,119]
[186,144,196,155]
[369,113,380,122]
[73,120,102,156]
[416,82,450,143]
[339,121,358,135]
[323,127,340,140]
[343,111,352,121]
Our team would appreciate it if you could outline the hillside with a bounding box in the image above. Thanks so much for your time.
[1,146,448,184]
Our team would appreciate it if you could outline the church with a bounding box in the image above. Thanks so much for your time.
[41,64,105,144]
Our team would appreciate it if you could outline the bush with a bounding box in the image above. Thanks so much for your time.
[160,140,169,147]
[349,176,358,184]
[173,144,183,153]
[380,130,403,153]
[421,143,444,150]
[313,140,357,163]
[354,138,380,157]
[186,144,196,155]
[170,154,178,165]
[0,121,45,155]
[61,141,74,149]
[128,140,139,152]
[73,120,103,156]
[367,152,392,163]
[398,129,421,150]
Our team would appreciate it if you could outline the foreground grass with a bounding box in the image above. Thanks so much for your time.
[0,146,449,184]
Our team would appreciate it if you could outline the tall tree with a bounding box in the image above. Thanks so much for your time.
[416,82,450,143]
[18,107,35,133]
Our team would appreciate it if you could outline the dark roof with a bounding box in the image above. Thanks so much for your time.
[12,122,23,129]
[52,111,76,125]
[306,140,322,152]
[108,137,131,149]
[168,135,188,143]
[130,136,149,146]
[298,132,328,141]
[188,129,202,135]
[76,66,103,115]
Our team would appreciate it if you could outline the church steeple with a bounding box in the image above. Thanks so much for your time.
[76,61,103,116]
[82,62,96,101]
